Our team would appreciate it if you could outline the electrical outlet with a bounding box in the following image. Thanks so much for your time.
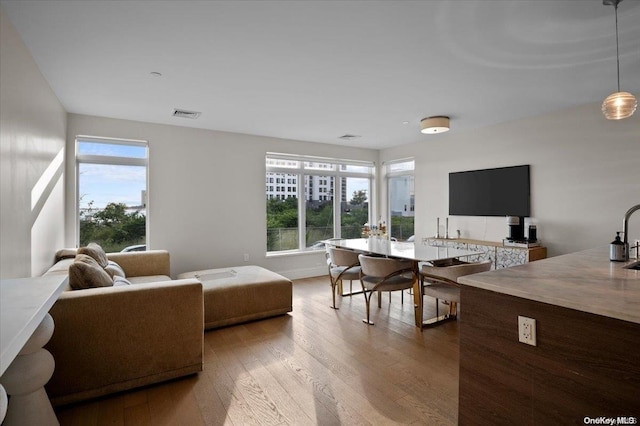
[518,316,537,346]
[243,253,250,262]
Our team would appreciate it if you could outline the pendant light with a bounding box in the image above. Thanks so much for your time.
[601,0,637,120]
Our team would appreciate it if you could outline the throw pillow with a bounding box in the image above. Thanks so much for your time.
[78,242,108,268]
[54,248,78,262]
[113,276,132,286]
[69,254,113,290]
[105,260,126,278]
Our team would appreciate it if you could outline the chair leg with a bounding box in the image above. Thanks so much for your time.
[362,290,374,325]
[449,301,458,317]
[421,297,458,328]
[330,277,338,310]
[378,290,382,308]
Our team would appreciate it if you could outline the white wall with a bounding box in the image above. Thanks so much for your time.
[65,114,378,278]
[381,103,640,257]
[0,7,67,278]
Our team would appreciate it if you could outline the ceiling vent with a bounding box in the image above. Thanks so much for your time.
[338,134,361,140]
[172,109,201,119]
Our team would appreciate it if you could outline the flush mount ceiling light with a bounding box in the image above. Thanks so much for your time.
[601,0,637,120]
[420,116,450,134]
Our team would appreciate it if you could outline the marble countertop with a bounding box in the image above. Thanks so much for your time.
[458,246,640,324]
[0,275,68,375]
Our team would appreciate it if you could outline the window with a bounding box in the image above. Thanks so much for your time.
[266,154,374,253]
[76,137,148,251]
[386,159,414,242]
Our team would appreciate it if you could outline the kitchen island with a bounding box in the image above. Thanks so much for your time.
[457,246,640,425]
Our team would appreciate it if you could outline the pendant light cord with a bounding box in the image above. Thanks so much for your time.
[615,2,621,92]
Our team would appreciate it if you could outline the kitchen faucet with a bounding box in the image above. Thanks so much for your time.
[623,204,640,261]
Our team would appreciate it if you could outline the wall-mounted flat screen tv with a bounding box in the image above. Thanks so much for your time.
[449,165,530,217]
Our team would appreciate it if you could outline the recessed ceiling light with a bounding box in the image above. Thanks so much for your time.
[172,109,201,119]
[402,121,410,125]
[150,71,162,77]
[338,134,362,140]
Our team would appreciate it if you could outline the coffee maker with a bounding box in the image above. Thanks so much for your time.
[506,216,525,241]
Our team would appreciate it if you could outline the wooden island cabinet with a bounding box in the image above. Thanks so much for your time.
[457,247,640,425]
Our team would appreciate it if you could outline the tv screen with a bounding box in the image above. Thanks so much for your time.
[449,165,530,217]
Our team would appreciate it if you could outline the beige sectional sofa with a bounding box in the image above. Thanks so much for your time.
[42,250,204,406]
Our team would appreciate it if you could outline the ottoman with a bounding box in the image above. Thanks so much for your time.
[177,265,292,330]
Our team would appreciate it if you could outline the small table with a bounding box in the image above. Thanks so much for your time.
[0,275,68,425]
[324,238,482,327]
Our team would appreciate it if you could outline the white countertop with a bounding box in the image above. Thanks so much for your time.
[458,246,640,324]
[0,275,68,375]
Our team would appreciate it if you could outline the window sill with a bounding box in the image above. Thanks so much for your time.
[266,249,325,258]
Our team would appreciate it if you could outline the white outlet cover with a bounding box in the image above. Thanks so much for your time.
[518,315,537,346]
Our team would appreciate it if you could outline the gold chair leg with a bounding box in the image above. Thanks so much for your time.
[449,301,457,317]
[330,277,338,309]
[421,297,458,328]
[363,290,374,325]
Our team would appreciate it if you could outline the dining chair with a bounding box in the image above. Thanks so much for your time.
[326,246,362,309]
[358,254,416,325]
[419,259,492,327]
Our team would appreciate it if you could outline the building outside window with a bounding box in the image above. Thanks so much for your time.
[76,137,148,252]
[386,159,414,241]
[266,154,374,253]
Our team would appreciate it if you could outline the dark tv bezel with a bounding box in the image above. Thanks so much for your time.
[448,165,531,217]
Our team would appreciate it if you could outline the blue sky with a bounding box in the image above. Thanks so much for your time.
[78,141,146,158]
[78,141,146,209]
[79,163,146,209]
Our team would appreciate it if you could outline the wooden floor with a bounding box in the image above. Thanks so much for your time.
[55,276,460,425]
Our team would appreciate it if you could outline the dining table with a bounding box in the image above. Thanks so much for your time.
[323,237,482,327]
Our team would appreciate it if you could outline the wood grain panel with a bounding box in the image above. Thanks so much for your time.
[459,285,640,425]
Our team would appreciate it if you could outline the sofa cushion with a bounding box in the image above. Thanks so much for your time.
[127,275,172,284]
[69,254,113,290]
[113,276,132,286]
[105,260,126,278]
[78,242,108,268]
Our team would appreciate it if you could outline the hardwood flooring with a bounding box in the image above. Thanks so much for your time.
[55,276,460,425]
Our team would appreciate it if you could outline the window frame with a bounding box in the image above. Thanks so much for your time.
[75,136,149,249]
[266,153,374,254]
[385,158,415,241]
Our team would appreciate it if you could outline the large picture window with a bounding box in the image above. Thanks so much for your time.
[76,137,148,252]
[386,159,414,242]
[266,154,374,253]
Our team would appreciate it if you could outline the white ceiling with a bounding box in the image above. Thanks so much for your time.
[2,0,639,149]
